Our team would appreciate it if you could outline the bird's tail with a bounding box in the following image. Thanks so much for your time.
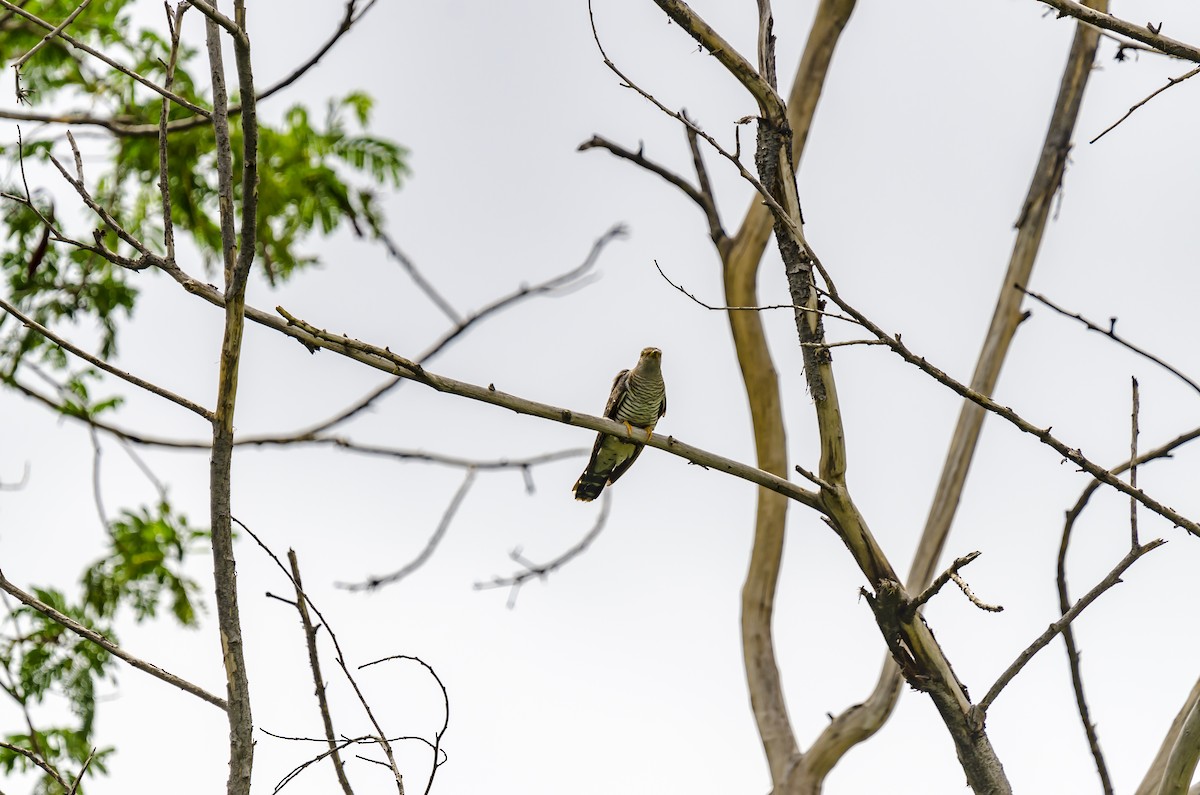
[573,471,607,502]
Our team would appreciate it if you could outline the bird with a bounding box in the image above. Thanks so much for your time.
[573,347,667,502]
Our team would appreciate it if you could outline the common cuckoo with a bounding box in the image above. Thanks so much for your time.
[573,347,667,502]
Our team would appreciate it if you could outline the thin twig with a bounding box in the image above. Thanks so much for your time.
[0,296,215,420]
[0,0,210,115]
[474,491,612,608]
[238,520,405,791]
[814,270,1200,535]
[280,224,626,438]
[288,550,354,795]
[88,425,107,531]
[1034,0,1200,61]
[0,741,69,790]
[577,136,710,217]
[1090,64,1200,143]
[0,0,379,138]
[1020,286,1200,396]
[948,572,1002,612]
[158,1,189,263]
[359,655,450,795]
[9,0,93,72]
[256,0,378,103]
[1129,377,1140,548]
[587,0,800,241]
[977,539,1165,714]
[653,259,859,323]
[1057,424,1200,795]
[65,747,96,795]
[338,468,477,591]
[371,225,461,324]
[906,552,983,615]
[0,570,228,710]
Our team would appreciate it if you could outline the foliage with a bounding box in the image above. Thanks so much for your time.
[1,4,407,791]
[0,502,202,793]
[0,0,408,373]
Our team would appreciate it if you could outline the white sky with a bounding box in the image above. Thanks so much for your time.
[3,0,1200,793]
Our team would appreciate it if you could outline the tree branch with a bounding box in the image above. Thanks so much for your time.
[287,551,354,795]
[0,0,210,115]
[1034,0,1200,61]
[338,468,477,591]
[204,3,257,790]
[976,539,1166,714]
[474,490,613,608]
[0,296,214,421]
[0,570,228,710]
[1020,286,1200,397]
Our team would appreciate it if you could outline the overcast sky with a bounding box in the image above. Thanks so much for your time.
[3,1,1200,793]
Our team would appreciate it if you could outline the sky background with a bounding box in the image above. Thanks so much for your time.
[3,0,1200,793]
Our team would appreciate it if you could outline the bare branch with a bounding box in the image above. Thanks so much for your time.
[9,0,93,73]
[0,296,214,420]
[1059,424,1200,795]
[1021,287,1200,396]
[1136,677,1200,795]
[239,519,405,791]
[578,136,711,219]
[0,570,228,710]
[948,571,1002,613]
[371,225,461,325]
[204,2,258,790]
[817,274,1200,536]
[256,0,378,103]
[0,741,70,790]
[653,259,858,322]
[474,490,613,608]
[1129,377,1140,548]
[281,223,626,438]
[977,539,1166,714]
[906,551,983,615]
[338,468,477,591]
[1090,64,1200,143]
[266,304,822,509]
[1033,0,1200,61]
[65,747,97,795]
[158,1,189,263]
[1158,676,1200,795]
[359,654,450,795]
[287,551,354,795]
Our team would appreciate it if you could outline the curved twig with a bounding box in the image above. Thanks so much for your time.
[337,468,477,591]
[474,490,613,608]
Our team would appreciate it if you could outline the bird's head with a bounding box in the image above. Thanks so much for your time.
[637,347,662,373]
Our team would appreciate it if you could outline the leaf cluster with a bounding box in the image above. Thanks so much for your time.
[1,0,408,374]
[0,502,204,793]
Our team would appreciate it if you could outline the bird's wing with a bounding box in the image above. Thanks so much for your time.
[603,369,631,419]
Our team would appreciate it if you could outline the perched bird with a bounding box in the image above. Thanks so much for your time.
[573,347,667,502]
